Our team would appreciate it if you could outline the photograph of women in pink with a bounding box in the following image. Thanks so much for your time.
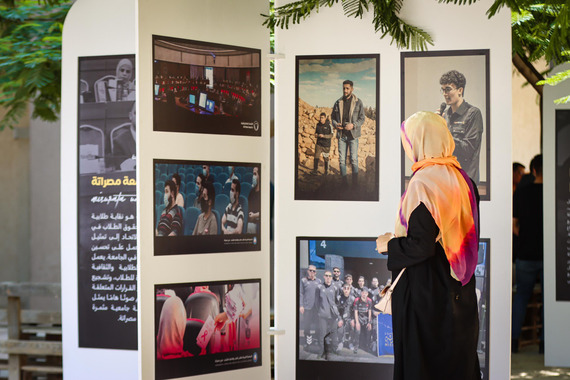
[156,292,188,359]
[155,280,260,368]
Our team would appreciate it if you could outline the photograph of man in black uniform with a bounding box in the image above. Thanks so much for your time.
[354,275,366,299]
[312,113,334,176]
[317,271,340,358]
[300,265,321,350]
[337,283,355,351]
[352,287,373,354]
[331,267,343,293]
[438,70,484,182]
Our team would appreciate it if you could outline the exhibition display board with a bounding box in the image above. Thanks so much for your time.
[543,63,570,366]
[137,1,271,379]
[273,0,512,379]
[63,0,270,379]
[61,0,139,378]
[62,0,516,378]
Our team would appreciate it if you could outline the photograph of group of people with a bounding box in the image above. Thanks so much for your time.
[296,238,394,379]
[154,160,261,255]
[153,35,261,136]
[78,55,136,174]
[401,50,490,199]
[295,55,379,201]
[155,280,261,379]
[296,237,490,379]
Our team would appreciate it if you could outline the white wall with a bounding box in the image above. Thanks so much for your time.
[137,1,271,379]
[61,0,138,378]
[273,0,512,378]
[543,62,570,367]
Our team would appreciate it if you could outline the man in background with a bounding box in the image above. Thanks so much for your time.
[512,154,544,353]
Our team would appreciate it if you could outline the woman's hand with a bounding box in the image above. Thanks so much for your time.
[376,233,395,253]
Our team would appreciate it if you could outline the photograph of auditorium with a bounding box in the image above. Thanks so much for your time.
[296,237,394,379]
[295,55,379,201]
[154,279,261,379]
[154,159,261,255]
[152,35,261,136]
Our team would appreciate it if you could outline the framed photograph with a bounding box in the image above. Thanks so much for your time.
[296,237,393,379]
[152,35,261,136]
[154,159,261,255]
[476,239,490,380]
[77,55,137,350]
[155,279,261,379]
[295,55,379,201]
[555,110,570,301]
[401,50,490,200]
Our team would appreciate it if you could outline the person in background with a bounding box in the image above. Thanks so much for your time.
[221,179,244,235]
[194,174,206,208]
[317,270,340,358]
[171,173,184,208]
[512,154,544,354]
[247,166,261,233]
[300,265,321,350]
[513,162,526,193]
[156,179,184,236]
[312,112,334,176]
[193,181,217,235]
[352,287,372,354]
[156,294,187,359]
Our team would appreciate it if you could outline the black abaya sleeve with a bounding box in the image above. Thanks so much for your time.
[387,202,439,272]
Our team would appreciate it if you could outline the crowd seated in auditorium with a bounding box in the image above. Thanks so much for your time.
[154,74,260,117]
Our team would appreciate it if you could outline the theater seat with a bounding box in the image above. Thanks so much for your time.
[184,292,219,323]
[183,207,201,236]
[212,210,221,235]
[155,294,170,332]
[214,194,230,222]
[239,195,249,233]
[214,182,222,198]
[240,182,252,199]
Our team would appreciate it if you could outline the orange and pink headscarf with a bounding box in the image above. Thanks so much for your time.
[397,111,479,285]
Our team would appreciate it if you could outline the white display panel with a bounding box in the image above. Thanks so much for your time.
[137,0,271,379]
[273,0,512,379]
[543,62,570,367]
[61,0,138,378]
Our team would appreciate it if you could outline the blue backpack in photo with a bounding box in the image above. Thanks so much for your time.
[377,313,394,356]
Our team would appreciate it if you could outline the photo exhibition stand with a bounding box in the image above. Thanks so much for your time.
[543,62,570,367]
[61,0,526,379]
[273,0,513,379]
[62,0,271,379]
[61,0,138,378]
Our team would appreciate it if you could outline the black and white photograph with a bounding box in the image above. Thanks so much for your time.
[155,279,261,379]
[401,50,490,200]
[295,55,379,201]
[154,159,261,255]
[153,35,261,136]
[555,110,570,300]
[296,237,393,379]
[77,55,138,349]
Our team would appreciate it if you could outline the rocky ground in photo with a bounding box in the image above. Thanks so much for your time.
[297,98,377,199]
